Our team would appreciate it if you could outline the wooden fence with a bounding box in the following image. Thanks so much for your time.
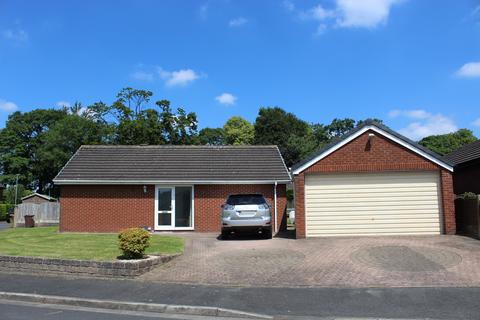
[454,196,480,238]
[14,202,60,227]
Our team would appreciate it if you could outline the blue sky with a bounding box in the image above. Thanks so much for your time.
[1,0,479,140]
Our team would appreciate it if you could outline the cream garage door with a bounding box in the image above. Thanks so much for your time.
[304,171,442,237]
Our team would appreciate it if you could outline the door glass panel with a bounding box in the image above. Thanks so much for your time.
[158,188,172,211]
[158,212,171,226]
[175,187,192,227]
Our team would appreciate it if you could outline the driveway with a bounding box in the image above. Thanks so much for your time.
[139,233,480,288]
[0,222,11,231]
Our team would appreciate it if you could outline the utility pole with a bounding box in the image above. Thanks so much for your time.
[14,174,19,206]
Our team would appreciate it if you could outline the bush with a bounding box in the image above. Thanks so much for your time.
[118,228,151,259]
[0,204,14,221]
[461,192,478,200]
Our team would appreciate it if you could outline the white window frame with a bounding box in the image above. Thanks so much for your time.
[154,185,194,231]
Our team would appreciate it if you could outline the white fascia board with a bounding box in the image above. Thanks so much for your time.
[53,179,292,185]
[292,126,453,175]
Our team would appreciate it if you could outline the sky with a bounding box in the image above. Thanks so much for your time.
[0,0,479,141]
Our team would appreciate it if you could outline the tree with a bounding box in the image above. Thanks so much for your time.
[223,116,254,145]
[2,184,32,205]
[254,107,314,166]
[197,128,225,145]
[326,118,356,137]
[0,109,68,190]
[419,129,477,155]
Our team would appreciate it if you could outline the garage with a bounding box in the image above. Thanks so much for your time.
[292,121,456,238]
[304,171,442,236]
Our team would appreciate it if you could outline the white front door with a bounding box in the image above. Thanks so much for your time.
[155,186,194,230]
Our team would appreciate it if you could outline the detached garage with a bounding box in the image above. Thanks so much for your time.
[292,121,455,238]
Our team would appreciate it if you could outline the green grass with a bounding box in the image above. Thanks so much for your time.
[0,227,184,261]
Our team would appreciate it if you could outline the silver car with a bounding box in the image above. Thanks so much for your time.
[221,194,272,239]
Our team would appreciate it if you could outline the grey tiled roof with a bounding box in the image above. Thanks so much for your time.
[443,140,480,166]
[54,145,291,184]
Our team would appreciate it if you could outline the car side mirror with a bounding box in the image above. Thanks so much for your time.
[220,204,225,208]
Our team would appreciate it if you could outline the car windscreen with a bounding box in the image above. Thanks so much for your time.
[226,195,266,205]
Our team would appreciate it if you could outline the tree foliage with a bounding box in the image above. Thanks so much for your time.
[197,127,225,145]
[418,129,477,155]
[223,116,254,145]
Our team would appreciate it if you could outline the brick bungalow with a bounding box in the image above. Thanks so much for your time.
[53,145,290,233]
[291,121,455,238]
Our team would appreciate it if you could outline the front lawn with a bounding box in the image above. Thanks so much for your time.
[0,227,184,261]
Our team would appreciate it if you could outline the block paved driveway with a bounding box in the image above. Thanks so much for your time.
[139,233,480,288]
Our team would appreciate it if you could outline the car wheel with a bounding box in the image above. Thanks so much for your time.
[221,229,230,240]
[262,228,272,239]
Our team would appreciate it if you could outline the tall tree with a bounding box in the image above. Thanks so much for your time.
[326,118,356,137]
[419,129,477,155]
[223,116,254,145]
[0,109,68,190]
[254,107,314,166]
[197,127,225,145]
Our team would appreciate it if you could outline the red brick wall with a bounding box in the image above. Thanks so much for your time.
[294,130,455,238]
[60,185,155,232]
[194,184,287,232]
[60,184,287,233]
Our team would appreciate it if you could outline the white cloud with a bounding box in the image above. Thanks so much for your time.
[229,17,248,27]
[131,71,154,81]
[0,99,18,112]
[472,118,480,128]
[2,28,28,42]
[335,0,403,28]
[215,93,237,105]
[158,68,201,87]
[285,0,404,34]
[389,109,457,140]
[56,101,71,108]
[455,62,480,78]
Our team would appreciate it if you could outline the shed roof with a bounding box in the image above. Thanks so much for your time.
[54,145,291,185]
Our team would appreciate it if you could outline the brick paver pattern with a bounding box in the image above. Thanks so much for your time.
[139,234,480,288]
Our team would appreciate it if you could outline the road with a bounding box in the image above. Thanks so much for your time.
[0,300,251,320]
[0,273,479,319]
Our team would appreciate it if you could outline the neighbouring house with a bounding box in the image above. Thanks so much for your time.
[291,121,455,238]
[53,145,290,233]
[21,193,57,204]
[443,140,480,195]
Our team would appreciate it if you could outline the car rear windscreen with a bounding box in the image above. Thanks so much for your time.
[227,194,266,205]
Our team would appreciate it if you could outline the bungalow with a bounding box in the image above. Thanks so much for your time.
[53,145,291,233]
[292,121,455,238]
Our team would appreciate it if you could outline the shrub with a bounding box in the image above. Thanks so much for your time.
[118,228,151,259]
[461,192,478,200]
[0,204,13,221]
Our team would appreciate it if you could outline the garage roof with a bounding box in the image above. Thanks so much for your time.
[443,139,480,167]
[54,145,291,185]
[292,120,454,175]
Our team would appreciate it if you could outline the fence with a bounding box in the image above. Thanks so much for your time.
[14,202,60,227]
[454,196,480,238]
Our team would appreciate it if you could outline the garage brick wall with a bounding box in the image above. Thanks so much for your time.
[60,184,287,233]
[294,130,456,238]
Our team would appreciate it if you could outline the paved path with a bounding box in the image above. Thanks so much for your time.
[140,233,480,288]
[0,221,11,231]
[0,273,479,319]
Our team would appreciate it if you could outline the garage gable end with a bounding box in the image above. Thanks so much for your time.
[292,123,453,174]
